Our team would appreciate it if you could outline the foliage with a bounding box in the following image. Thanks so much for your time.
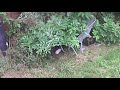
[0,12,11,24]
[8,21,21,36]
[1,12,120,72]
[0,12,21,36]
[19,12,94,57]
[2,12,120,57]
[93,13,120,45]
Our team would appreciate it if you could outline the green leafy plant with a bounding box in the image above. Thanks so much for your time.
[0,12,11,24]
[7,21,21,36]
[93,13,120,45]
[19,12,94,57]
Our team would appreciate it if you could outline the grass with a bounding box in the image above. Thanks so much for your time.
[29,44,120,78]
[1,44,120,78]
[81,49,120,78]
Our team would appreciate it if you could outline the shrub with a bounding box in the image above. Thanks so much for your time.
[93,13,120,45]
[19,12,94,57]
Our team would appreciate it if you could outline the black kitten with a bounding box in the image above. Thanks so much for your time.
[82,29,96,46]
[83,37,96,46]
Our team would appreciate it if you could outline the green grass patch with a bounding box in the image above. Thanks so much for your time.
[30,45,120,78]
[75,47,120,78]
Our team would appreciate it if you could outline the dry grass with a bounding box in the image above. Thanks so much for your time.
[1,43,120,78]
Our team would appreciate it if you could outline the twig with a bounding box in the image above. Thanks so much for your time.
[60,45,65,52]
[69,46,78,56]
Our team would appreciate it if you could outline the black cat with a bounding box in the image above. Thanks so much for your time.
[82,29,96,46]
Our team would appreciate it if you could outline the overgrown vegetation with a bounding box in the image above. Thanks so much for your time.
[1,12,120,78]
[1,12,120,68]
[0,12,21,36]
[18,12,120,58]
[18,12,95,57]
[93,12,120,45]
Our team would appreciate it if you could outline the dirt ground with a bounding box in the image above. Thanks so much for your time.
[1,70,34,78]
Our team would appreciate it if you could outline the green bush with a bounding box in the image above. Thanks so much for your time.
[19,12,94,57]
[0,12,11,24]
[93,13,120,45]
[2,12,120,58]
[7,21,21,36]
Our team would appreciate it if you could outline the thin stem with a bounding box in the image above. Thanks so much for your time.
[60,45,65,52]
[69,46,78,56]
